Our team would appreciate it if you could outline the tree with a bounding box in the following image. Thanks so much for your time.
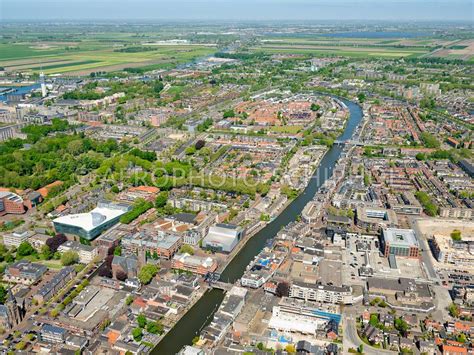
[138,264,159,285]
[185,146,196,155]
[451,230,462,241]
[180,245,194,255]
[132,327,143,342]
[192,336,200,345]
[394,317,409,336]
[46,234,67,252]
[17,241,36,257]
[357,93,366,103]
[0,285,7,304]
[125,295,134,305]
[275,282,290,297]
[449,303,460,318]
[223,109,235,118]
[79,237,91,246]
[369,314,379,327]
[137,314,147,328]
[415,153,426,161]
[146,321,163,334]
[420,132,440,149]
[415,191,438,216]
[61,251,79,266]
[40,245,52,260]
[114,246,122,256]
[155,191,168,208]
[195,140,205,150]
[310,103,320,112]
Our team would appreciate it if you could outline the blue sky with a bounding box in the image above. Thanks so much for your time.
[1,0,473,21]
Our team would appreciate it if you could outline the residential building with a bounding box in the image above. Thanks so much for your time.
[41,324,67,343]
[4,260,47,285]
[58,240,98,263]
[290,281,354,305]
[34,266,76,303]
[439,207,473,220]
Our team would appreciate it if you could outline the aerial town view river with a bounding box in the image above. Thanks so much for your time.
[152,97,364,354]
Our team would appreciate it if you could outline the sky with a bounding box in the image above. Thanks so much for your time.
[1,0,473,21]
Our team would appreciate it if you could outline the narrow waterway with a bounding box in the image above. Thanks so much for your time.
[152,97,363,354]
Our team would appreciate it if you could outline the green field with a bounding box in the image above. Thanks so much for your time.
[253,35,435,58]
[0,39,215,75]
[268,125,304,134]
[252,45,426,58]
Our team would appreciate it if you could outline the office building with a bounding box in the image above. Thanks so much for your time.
[381,228,420,258]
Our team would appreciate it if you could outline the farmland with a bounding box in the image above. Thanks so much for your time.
[0,25,218,75]
[0,42,215,75]
[251,36,435,58]
[252,35,473,60]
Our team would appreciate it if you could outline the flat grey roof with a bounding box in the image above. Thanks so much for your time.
[383,228,418,247]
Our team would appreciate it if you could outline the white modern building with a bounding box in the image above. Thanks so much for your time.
[53,201,131,240]
[201,223,245,253]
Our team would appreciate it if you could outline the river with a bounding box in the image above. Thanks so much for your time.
[152,97,363,354]
[0,83,40,102]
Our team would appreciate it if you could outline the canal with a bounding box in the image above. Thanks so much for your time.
[152,97,363,354]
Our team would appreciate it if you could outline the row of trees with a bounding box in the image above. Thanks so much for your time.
[119,199,154,224]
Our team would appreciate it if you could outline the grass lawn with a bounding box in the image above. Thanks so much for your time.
[268,125,304,134]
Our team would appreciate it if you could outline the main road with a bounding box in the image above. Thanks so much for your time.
[152,97,364,354]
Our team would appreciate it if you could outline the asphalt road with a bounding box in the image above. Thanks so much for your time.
[410,217,439,282]
[343,315,396,355]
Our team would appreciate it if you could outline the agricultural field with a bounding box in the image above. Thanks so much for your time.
[427,39,474,61]
[252,35,472,59]
[0,42,215,75]
[0,25,219,75]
